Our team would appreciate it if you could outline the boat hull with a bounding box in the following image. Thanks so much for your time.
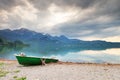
[15,56,58,65]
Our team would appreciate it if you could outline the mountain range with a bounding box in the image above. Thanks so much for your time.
[0,28,120,51]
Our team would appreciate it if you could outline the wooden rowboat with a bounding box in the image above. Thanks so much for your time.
[15,55,58,65]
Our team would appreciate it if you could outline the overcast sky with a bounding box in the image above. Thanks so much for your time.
[0,0,120,42]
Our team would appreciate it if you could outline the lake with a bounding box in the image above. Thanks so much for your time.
[0,45,120,64]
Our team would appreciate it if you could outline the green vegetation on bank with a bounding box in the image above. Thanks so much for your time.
[0,63,9,77]
[0,70,9,77]
[13,76,27,80]
[0,38,29,47]
[0,38,30,53]
[0,63,4,66]
[13,70,20,73]
[0,62,26,80]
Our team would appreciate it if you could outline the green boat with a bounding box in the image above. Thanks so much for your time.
[15,55,59,65]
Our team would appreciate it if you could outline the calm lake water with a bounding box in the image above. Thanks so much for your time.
[0,45,120,64]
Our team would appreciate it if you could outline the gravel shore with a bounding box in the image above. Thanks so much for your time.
[0,60,120,80]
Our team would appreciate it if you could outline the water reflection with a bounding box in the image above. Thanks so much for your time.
[0,45,120,64]
[0,45,28,59]
[57,48,120,64]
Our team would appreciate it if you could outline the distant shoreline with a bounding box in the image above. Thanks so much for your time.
[0,58,120,66]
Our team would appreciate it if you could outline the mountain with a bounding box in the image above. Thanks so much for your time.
[0,28,42,41]
[0,28,120,50]
[0,28,75,44]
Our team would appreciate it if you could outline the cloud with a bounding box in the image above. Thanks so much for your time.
[28,0,96,10]
[97,0,120,17]
[0,0,120,42]
[28,0,120,19]
[0,0,25,11]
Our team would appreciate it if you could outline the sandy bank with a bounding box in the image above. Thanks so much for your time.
[0,60,120,80]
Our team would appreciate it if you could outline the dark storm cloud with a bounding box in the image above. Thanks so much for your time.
[0,0,25,11]
[53,19,120,38]
[0,0,120,20]
[34,0,119,17]
[28,0,96,10]
[47,0,120,39]
[95,0,120,20]
[28,0,120,21]
[28,0,52,10]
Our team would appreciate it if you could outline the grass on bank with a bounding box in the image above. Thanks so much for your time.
[0,63,4,67]
[0,62,9,77]
[0,62,26,80]
[0,70,9,77]
[14,70,20,73]
[13,76,27,80]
